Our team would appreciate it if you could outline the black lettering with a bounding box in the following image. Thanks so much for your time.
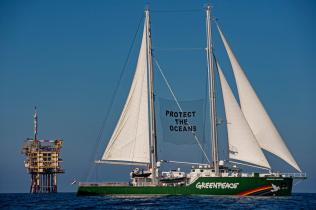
[192,111,196,117]
[170,111,174,117]
[179,119,185,124]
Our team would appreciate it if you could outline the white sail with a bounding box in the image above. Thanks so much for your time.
[217,25,301,172]
[101,19,150,164]
[217,63,270,169]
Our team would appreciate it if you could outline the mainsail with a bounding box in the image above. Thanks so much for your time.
[217,24,301,172]
[217,62,270,169]
[101,18,150,164]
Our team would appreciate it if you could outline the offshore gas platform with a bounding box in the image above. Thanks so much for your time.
[21,107,64,193]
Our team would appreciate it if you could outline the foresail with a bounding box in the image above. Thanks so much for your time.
[217,24,301,172]
[217,62,270,169]
[101,19,150,164]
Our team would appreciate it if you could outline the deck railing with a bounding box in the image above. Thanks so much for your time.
[279,172,307,179]
[79,182,130,187]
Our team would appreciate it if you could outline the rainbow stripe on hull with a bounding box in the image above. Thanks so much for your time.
[238,185,274,196]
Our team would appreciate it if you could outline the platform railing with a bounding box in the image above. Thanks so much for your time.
[279,172,307,179]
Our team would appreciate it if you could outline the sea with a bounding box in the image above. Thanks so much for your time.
[0,193,316,209]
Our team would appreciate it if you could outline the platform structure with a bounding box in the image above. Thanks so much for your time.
[21,108,64,193]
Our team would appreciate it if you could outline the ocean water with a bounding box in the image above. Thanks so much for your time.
[0,193,315,209]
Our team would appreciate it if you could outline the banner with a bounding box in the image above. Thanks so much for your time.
[158,98,205,145]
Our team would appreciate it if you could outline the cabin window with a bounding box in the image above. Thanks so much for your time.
[192,169,195,172]
[200,170,204,172]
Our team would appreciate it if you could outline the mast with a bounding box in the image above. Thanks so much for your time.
[206,5,219,175]
[145,8,158,184]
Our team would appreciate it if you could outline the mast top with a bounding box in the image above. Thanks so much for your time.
[145,5,150,12]
[205,4,213,11]
[144,5,150,19]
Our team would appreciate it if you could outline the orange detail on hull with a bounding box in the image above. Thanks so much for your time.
[238,185,272,196]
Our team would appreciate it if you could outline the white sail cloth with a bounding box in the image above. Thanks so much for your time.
[217,63,270,169]
[101,18,150,164]
[217,24,301,172]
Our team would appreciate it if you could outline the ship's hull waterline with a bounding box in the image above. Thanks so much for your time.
[77,177,293,196]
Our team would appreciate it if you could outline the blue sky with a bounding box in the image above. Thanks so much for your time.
[0,0,315,193]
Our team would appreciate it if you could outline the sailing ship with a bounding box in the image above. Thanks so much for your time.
[77,6,306,196]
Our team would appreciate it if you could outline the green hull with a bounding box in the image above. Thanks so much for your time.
[77,177,293,196]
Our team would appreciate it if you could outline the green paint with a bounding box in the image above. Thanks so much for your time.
[77,177,292,196]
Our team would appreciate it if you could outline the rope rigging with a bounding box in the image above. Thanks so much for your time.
[151,9,202,13]
[153,47,204,52]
